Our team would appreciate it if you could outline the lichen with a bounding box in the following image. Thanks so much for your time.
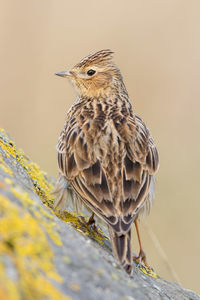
[0,128,157,288]
[0,195,71,300]
[0,128,54,206]
[56,210,108,245]
[0,153,13,177]
[11,186,62,247]
[16,149,54,205]
[139,263,157,278]
[0,128,109,299]
[111,273,119,280]
[0,128,108,246]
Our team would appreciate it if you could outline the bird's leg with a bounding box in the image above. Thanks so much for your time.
[87,212,103,236]
[87,212,95,226]
[80,213,104,237]
[133,219,150,268]
[79,212,95,225]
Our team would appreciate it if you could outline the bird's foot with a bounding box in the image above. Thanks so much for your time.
[79,215,104,238]
[87,216,105,238]
[133,249,150,269]
[133,251,157,278]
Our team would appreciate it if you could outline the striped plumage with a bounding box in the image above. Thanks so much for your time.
[55,50,159,274]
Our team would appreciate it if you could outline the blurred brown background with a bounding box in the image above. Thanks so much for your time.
[1,0,200,293]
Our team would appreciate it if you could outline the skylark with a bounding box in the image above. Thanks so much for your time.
[55,50,159,275]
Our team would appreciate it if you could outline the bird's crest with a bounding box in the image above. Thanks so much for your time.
[74,49,114,68]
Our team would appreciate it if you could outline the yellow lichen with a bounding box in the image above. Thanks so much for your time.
[4,177,12,185]
[69,282,80,292]
[0,129,111,299]
[0,128,159,298]
[16,149,55,205]
[139,263,157,278]
[97,269,104,276]
[0,154,13,176]
[0,265,20,300]
[63,256,71,264]
[56,210,108,245]
[0,195,71,300]
[0,128,54,206]
[0,128,108,245]
[0,133,16,160]
[11,187,62,247]
[111,273,119,280]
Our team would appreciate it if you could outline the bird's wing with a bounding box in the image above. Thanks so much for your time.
[57,116,114,223]
[116,114,159,232]
[57,113,159,232]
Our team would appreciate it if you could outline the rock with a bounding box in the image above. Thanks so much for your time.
[0,128,199,300]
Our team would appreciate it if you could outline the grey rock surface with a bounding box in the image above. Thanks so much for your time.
[0,128,199,300]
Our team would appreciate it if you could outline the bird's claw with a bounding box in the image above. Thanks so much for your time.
[133,249,150,269]
[79,216,104,237]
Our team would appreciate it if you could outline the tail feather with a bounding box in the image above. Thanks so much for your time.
[108,225,132,275]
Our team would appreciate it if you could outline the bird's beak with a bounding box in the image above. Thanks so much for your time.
[55,70,71,77]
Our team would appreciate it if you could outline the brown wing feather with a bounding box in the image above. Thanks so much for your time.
[118,114,159,232]
[57,106,115,224]
[57,101,159,234]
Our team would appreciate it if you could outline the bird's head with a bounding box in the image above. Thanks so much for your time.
[55,49,124,98]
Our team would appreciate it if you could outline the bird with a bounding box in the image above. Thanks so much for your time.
[54,49,159,275]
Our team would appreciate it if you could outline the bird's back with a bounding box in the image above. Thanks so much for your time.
[57,94,158,234]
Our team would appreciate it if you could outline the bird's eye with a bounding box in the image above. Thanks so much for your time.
[87,69,96,76]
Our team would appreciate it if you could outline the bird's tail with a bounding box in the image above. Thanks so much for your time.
[108,225,132,275]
